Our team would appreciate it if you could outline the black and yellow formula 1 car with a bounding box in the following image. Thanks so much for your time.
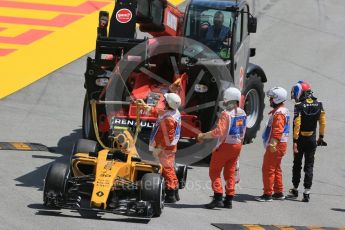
[43,100,187,218]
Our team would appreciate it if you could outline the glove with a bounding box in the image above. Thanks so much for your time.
[268,138,278,153]
[197,133,205,143]
[317,137,327,146]
[136,99,151,112]
[136,99,146,106]
[169,77,181,93]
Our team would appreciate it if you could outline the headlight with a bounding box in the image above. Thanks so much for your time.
[95,78,109,86]
[194,84,208,93]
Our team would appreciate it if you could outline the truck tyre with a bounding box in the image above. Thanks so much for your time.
[243,73,265,144]
[43,162,70,207]
[140,173,165,217]
[82,93,96,140]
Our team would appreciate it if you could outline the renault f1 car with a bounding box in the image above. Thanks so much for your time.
[43,101,187,218]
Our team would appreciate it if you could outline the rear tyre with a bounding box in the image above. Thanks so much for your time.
[243,73,265,144]
[140,173,165,217]
[82,93,96,140]
[43,162,70,207]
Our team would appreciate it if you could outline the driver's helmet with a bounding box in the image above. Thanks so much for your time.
[291,80,312,102]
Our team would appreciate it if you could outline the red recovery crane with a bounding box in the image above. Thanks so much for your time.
[83,0,267,163]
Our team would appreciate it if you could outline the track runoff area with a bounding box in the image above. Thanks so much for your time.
[0,0,187,99]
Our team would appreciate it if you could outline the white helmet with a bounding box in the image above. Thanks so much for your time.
[223,87,241,102]
[164,93,181,110]
[266,87,287,104]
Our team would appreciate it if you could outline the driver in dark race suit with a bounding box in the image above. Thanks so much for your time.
[288,81,327,202]
[198,87,247,209]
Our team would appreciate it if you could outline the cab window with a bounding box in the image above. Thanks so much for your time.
[185,7,235,58]
[242,6,249,39]
[234,10,243,50]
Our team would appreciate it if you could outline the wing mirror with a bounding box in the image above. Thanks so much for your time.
[250,48,256,57]
[248,16,257,33]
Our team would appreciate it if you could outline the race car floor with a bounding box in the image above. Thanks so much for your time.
[1,0,345,229]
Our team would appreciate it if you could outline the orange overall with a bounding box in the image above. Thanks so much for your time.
[262,106,289,196]
[153,115,179,190]
[209,109,246,196]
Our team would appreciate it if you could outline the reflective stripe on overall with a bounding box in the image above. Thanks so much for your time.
[149,110,181,151]
[262,107,290,148]
[216,108,247,148]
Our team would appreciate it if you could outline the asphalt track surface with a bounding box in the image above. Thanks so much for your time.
[1,0,345,229]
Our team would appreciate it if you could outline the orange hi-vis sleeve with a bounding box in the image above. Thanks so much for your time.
[271,113,286,141]
[211,112,229,138]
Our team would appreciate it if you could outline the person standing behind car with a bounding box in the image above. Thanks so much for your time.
[256,87,290,202]
[137,93,182,204]
[288,81,327,202]
[198,87,246,209]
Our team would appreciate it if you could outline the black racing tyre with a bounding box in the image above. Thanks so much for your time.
[140,173,165,217]
[175,164,188,189]
[72,139,99,156]
[43,162,70,207]
[82,93,96,140]
[242,73,265,144]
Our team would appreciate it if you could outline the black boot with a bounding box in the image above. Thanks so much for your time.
[175,189,180,202]
[272,192,285,200]
[223,195,233,209]
[205,193,223,209]
[302,193,310,202]
[165,189,177,203]
[255,194,273,202]
[287,188,298,199]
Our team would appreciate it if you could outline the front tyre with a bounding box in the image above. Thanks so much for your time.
[140,173,165,217]
[43,162,70,207]
[243,73,265,144]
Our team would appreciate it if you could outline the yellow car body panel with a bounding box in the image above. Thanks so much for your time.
[70,130,162,210]
[91,149,130,208]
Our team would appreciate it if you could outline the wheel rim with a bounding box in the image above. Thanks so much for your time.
[244,89,260,129]
[84,101,91,137]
